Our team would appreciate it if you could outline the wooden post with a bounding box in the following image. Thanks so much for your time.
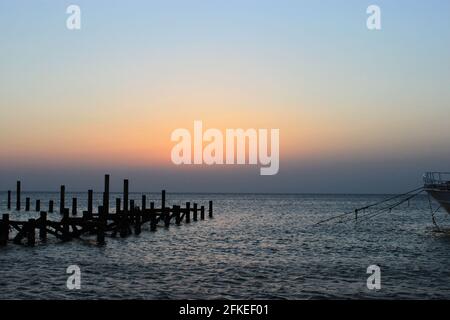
[175,205,181,225]
[103,174,110,214]
[142,195,146,210]
[7,191,11,210]
[164,208,170,227]
[35,199,40,212]
[116,198,121,213]
[150,212,157,231]
[193,203,198,221]
[161,190,166,211]
[25,197,30,211]
[60,185,65,214]
[134,208,141,235]
[209,201,213,218]
[97,206,105,245]
[200,206,205,220]
[62,211,70,241]
[16,181,21,211]
[123,179,129,212]
[39,212,47,241]
[27,219,36,246]
[88,189,93,216]
[72,198,77,215]
[185,202,191,223]
[49,200,54,213]
[0,214,9,246]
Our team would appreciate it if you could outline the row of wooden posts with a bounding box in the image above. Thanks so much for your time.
[0,175,213,246]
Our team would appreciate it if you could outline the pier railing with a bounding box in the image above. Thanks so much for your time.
[423,172,450,187]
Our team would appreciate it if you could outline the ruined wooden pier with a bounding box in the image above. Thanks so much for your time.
[0,175,213,246]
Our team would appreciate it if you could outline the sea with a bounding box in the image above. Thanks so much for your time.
[1,192,450,299]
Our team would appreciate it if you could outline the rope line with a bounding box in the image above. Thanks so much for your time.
[314,186,424,226]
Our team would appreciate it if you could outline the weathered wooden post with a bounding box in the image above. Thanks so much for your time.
[27,219,36,246]
[35,199,40,212]
[116,198,121,213]
[209,201,213,218]
[0,214,9,246]
[49,200,54,213]
[103,174,110,214]
[72,198,77,215]
[88,189,93,216]
[7,190,11,210]
[134,207,141,235]
[161,189,166,212]
[164,208,171,227]
[185,202,191,223]
[174,205,181,225]
[39,212,47,241]
[123,179,129,212]
[130,199,134,223]
[193,203,198,221]
[97,206,105,245]
[25,197,30,211]
[142,195,146,210]
[62,211,70,241]
[200,205,205,220]
[150,213,157,231]
[60,185,65,214]
[16,181,21,211]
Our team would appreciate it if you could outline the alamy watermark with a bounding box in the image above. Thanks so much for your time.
[66,265,81,290]
[366,265,381,290]
[367,5,381,30]
[66,5,81,30]
[171,121,279,175]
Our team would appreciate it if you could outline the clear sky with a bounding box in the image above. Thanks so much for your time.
[1,0,450,193]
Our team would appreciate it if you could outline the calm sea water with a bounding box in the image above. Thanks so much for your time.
[0,192,450,299]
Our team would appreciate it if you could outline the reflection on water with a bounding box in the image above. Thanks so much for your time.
[0,192,449,299]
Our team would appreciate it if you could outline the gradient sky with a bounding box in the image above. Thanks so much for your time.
[1,0,450,193]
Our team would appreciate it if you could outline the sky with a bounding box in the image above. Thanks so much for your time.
[0,0,450,193]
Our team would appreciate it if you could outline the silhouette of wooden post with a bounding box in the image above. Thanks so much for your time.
[35,199,40,212]
[97,206,105,245]
[185,202,191,223]
[115,198,121,213]
[16,181,21,211]
[193,203,198,221]
[161,190,166,214]
[87,190,93,216]
[39,212,47,241]
[72,198,77,215]
[142,195,146,210]
[0,214,9,246]
[200,206,205,220]
[123,179,129,212]
[164,207,170,227]
[174,205,181,225]
[25,197,30,211]
[60,185,65,214]
[103,174,110,214]
[7,191,11,210]
[27,219,36,246]
[208,201,213,218]
[62,211,70,241]
[49,200,54,213]
[134,207,141,235]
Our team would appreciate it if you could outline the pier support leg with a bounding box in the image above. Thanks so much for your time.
[0,214,9,246]
[39,212,47,241]
[16,181,21,211]
[209,201,213,218]
[60,185,65,214]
